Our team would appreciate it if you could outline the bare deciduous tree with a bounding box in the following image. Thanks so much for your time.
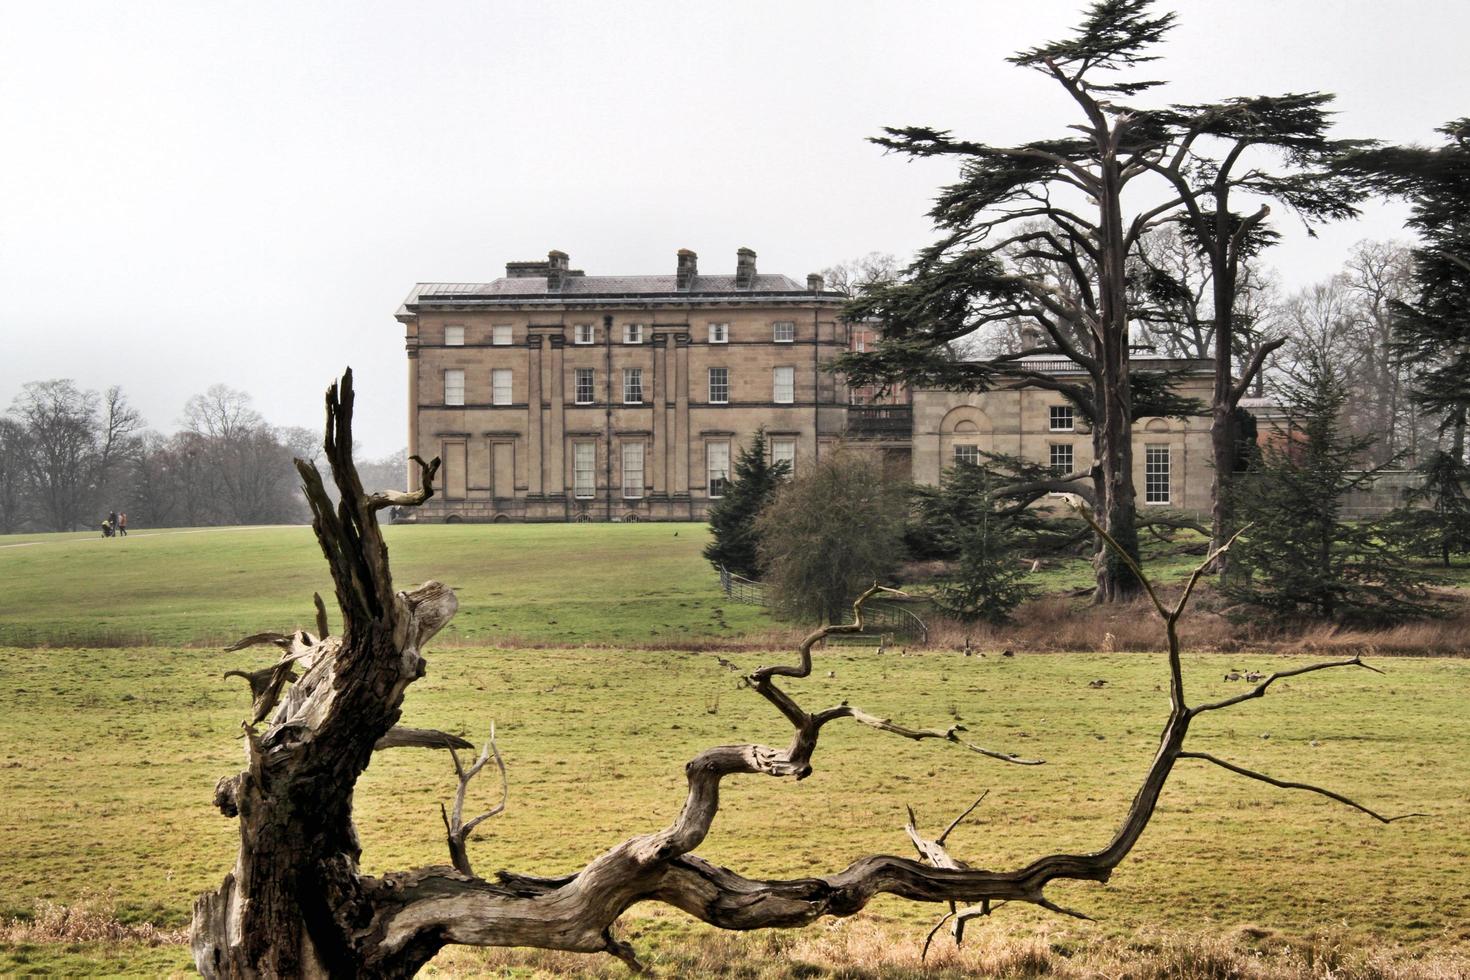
[821,252,902,299]
[193,369,1415,977]
[180,384,306,525]
[7,379,140,530]
[0,418,30,533]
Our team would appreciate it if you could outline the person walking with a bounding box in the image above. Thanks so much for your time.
[118,512,128,536]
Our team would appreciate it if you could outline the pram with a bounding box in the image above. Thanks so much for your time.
[100,520,115,538]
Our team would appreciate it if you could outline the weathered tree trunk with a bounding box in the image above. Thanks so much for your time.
[192,370,1411,978]
[1092,116,1142,603]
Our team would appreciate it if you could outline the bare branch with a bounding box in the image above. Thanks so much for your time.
[224,631,294,653]
[1170,525,1249,625]
[1189,656,1383,715]
[1179,752,1424,824]
[313,592,330,639]
[367,453,441,512]
[1070,502,1167,619]
[439,726,508,876]
[375,727,474,752]
[752,582,905,684]
[938,791,990,845]
[834,708,1044,766]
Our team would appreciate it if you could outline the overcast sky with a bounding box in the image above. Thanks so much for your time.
[2,1,1465,456]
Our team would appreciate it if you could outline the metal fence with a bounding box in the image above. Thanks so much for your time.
[717,565,767,606]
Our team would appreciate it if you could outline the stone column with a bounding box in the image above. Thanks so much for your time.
[651,333,668,498]
[674,333,691,496]
[547,335,566,493]
[527,336,544,496]
[405,346,420,490]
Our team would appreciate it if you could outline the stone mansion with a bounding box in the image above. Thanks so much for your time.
[393,249,1214,522]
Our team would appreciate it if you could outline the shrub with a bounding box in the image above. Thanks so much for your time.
[755,449,906,622]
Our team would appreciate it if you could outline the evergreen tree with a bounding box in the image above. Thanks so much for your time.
[702,428,789,579]
[1225,352,1434,624]
[1385,450,1470,567]
[1341,119,1470,456]
[835,0,1182,604]
[918,461,1037,624]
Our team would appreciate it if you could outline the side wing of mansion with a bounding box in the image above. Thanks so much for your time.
[394,248,1214,522]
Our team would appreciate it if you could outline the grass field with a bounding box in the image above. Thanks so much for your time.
[0,523,773,648]
[1,524,1468,976]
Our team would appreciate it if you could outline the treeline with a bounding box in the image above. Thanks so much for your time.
[0,381,404,533]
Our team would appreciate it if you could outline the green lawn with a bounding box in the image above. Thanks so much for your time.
[2,523,1468,975]
[0,523,772,648]
[1,643,1466,946]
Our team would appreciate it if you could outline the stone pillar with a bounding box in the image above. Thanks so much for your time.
[527,336,544,496]
[674,333,691,495]
[651,333,668,497]
[405,347,420,490]
[547,335,566,493]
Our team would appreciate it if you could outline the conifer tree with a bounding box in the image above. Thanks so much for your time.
[1386,450,1470,567]
[702,428,789,579]
[1342,119,1470,458]
[837,0,1369,592]
[1225,352,1434,623]
[836,0,1182,604]
[918,461,1038,624]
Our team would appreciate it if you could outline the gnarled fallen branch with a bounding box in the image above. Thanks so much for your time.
[191,370,1415,979]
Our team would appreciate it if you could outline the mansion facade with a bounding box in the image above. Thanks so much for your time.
[394,249,1214,522]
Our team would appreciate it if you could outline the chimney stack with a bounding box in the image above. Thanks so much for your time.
[676,249,698,291]
[546,249,569,291]
[735,247,757,289]
[807,273,824,293]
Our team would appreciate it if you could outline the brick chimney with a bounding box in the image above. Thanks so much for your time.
[735,247,757,289]
[676,249,698,291]
[807,273,824,292]
[546,250,570,291]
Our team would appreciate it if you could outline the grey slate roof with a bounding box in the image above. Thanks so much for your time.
[403,273,816,310]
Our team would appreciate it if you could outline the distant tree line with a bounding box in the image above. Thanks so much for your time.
[0,380,404,533]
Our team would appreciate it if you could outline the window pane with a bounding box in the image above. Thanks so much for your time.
[773,366,794,404]
[573,443,596,498]
[622,368,643,404]
[443,369,464,406]
[1049,443,1073,474]
[953,444,979,466]
[575,324,594,344]
[709,367,729,403]
[1145,444,1171,504]
[492,325,512,346]
[773,321,795,343]
[1049,405,1074,431]
[491,369,512,405]
[622,443,644,499]
[575,368,594,404]
[444,326,464,346]
[708,442,730,497]
[772,438,796,474]
[709,323,728,343]
[623,323,643,344]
